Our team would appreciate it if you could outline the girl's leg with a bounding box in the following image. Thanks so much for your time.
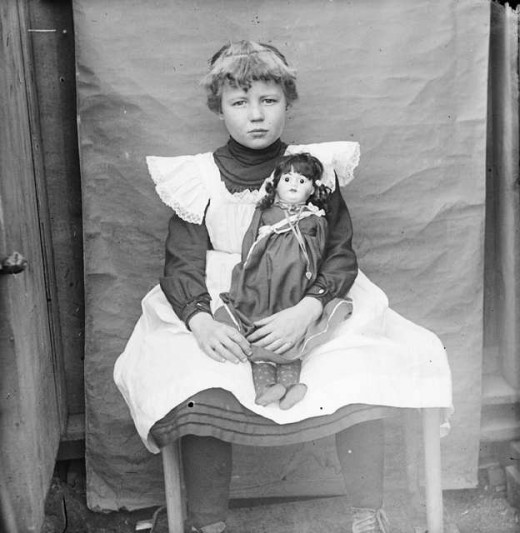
[181,435,232,530]
[252,362,286,405]
[335,419,385,509]
[277,360,307,410]
[336,420,390,531]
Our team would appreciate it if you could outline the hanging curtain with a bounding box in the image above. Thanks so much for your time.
[73,0,490,510]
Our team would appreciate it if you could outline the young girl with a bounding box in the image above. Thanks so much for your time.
[216,152,353,409]
[114,40,452,533]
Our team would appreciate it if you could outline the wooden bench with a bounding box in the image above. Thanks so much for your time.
[151,400,445,533]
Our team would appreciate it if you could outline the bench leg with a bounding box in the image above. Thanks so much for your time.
[403,409,423,518]
[162,441,184,533]
[422,408,444,533]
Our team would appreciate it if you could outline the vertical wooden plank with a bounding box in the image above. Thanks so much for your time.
[18,0,68,428]
[0,0,64,530]
[489,3,520,387]
[28,0,85,415]
[483,49,499,374]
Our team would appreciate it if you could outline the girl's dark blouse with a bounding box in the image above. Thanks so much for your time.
[159,138,358,327]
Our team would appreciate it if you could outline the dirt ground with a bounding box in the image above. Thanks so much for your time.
[42,459,520,533]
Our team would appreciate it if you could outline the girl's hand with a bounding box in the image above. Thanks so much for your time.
[247,297,323,355]
[188,313,251,364]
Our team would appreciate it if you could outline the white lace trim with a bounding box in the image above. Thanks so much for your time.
[213,176,267,204]
[155,191,203,224]
[146,155,211,224]
[146,141,360,223]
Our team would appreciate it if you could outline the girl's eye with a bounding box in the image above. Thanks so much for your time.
[232,100,246,107]
[263,98,278,105]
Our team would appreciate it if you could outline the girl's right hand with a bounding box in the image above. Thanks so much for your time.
[188,312,251,364]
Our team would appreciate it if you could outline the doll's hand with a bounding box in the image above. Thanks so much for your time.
[188,313,251,364]
[248,297,323,355]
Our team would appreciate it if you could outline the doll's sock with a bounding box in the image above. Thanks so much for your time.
[251,362,286,405]
[276,359,306,409]
[276,359,302,388]
[279,383,307,410]
[255,383,286,406]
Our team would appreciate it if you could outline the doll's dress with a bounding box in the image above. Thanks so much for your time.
[218,203,353,364]
[113,141,452,453]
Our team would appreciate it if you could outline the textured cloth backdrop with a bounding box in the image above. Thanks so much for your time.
[73,0,490,510]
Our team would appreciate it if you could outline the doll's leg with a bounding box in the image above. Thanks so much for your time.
[278,360,308,410]
[181,435,231,531]
[251,362,286,406]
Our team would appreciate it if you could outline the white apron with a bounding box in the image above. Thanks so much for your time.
[114,142,452,452]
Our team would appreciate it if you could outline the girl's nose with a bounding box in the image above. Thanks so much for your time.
[248,101,264,121]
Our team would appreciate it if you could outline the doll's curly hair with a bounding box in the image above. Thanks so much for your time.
[258,153,331,212]
[201,40,298,114]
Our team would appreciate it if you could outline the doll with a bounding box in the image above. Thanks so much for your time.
[216,152,353,409]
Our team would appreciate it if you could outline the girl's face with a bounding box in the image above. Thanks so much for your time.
[219,80,287,150]
[276,168,314,205]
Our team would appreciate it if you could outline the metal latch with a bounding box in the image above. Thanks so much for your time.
[0,252,28,274]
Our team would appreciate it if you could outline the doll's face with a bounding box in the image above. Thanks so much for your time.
[275,169,315,205]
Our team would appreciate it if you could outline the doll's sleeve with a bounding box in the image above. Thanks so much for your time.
[305,176,358,304]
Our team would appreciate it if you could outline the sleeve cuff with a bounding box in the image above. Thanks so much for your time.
[305,285,334,307]
[181,296,213,329]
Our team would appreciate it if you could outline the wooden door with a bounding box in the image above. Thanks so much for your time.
[0,1,67,531]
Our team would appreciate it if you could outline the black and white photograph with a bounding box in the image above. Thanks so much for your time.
[1,1,519,532]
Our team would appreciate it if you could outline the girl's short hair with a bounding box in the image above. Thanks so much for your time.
[201,40,298,113]
[258,153,331,211]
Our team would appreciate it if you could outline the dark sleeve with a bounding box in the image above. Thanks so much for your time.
[159,213,212,327]
[305,176,358,305]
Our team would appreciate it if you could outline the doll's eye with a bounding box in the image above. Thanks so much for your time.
[284,176,290,182]
[299,178,305,184]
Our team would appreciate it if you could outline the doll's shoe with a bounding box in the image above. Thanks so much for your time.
[279,383,308,410]
[255,383,286,406]
[191,521,226,533]
[351,507,390,533]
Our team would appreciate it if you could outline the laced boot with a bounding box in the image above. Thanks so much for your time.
[191,522,226,533]
[351,507,390,533]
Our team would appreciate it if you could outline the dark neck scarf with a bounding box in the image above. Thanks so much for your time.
[213,137,287,193]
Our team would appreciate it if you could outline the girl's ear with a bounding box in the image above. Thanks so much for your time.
[218,111,225,121]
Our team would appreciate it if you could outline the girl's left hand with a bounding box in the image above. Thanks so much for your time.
[247,297,323,355]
